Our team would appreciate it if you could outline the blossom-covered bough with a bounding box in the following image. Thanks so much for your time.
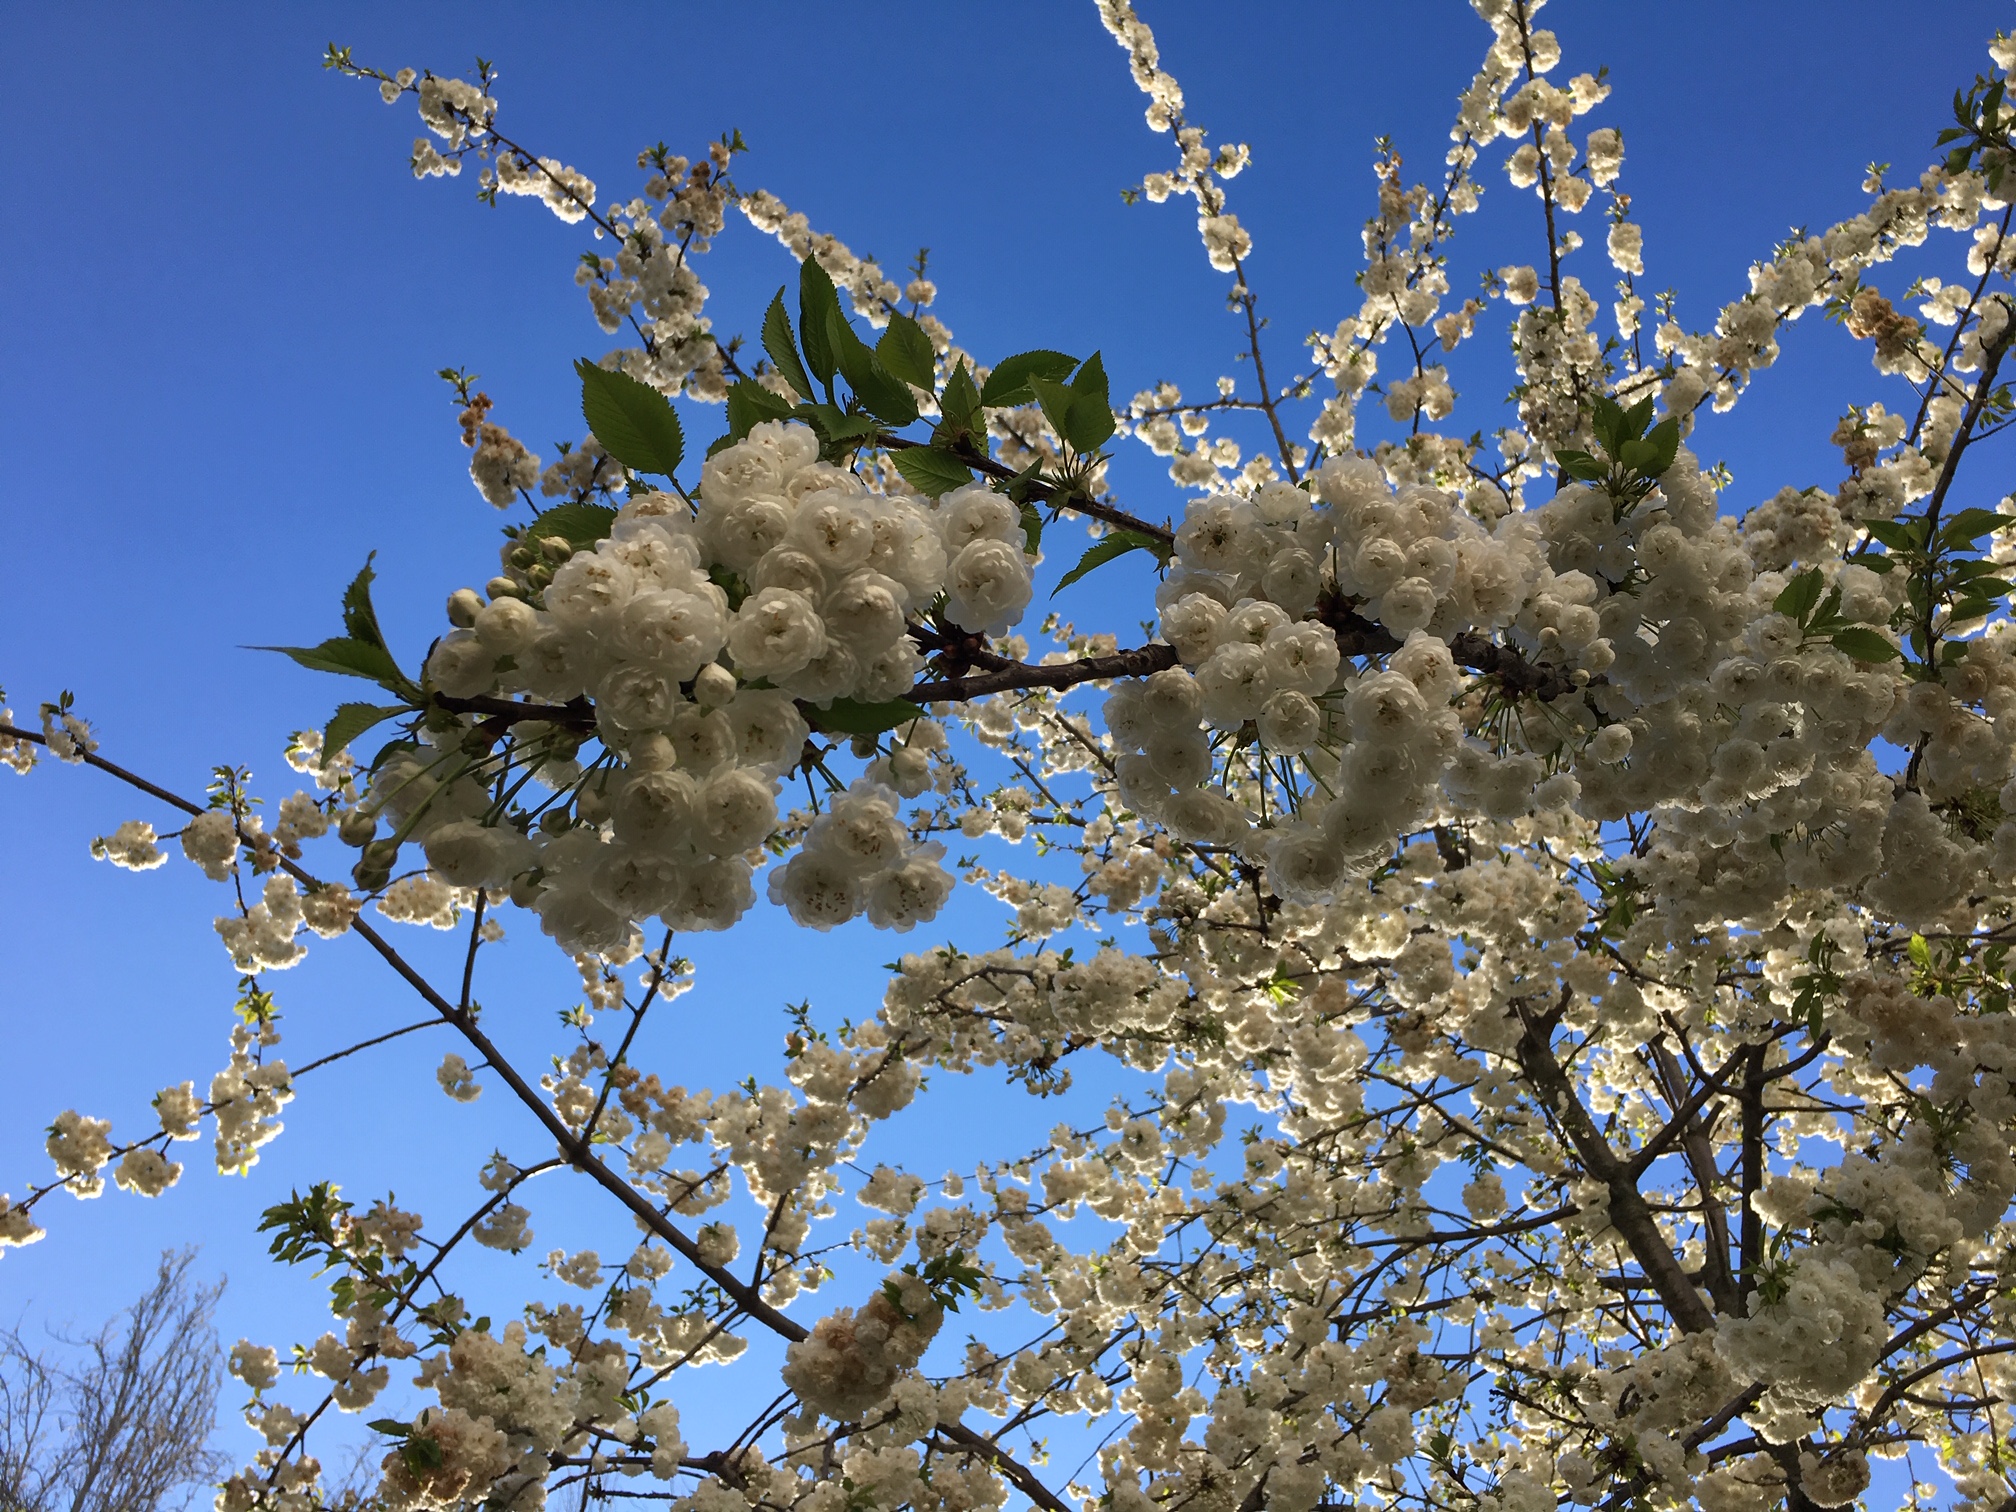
[17,2,2016,1509]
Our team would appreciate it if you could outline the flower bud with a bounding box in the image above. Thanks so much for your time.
[446,588,484,628]
[539,535,574,563]
[887,746,931,797]
[486,577,523,600]
[692,662,737,709]
[628,732,677,772]
[508,872,546,908]
[577,787,612,825]
[337,809,378,847]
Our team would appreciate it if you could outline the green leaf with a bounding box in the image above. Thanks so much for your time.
[575,360,685,478]
[1063,350,1116,451]
[1812,584,1844,629]
[1643,417,1680,476]
[980,349,1079,407]
[323,702,406,767]
[938,359,982,435]
[1028,373,1077,448]
[1830,627,1900,662]
[707,564,749,611]
[726,379,794,442]
[761,289,813,401]
[342,555,388,649]
[1053,529,1172,596]
[1553,448,1607,481]
[1018,502,1044,556]
[798,259,843,396]
[258,637,409,691]
[526,501,618,552]
[1950,557,2005,581]
[1864,518,1919,551]
[1000,456,1046,505]
[1590,394,1627,453]
[1618,437,1658,472]
[876,312,936,390]
[1621,395,1657,440]
[827,307,918,426]
[367,738,419,777]
[368,1419,412,1438]
[889,446,973,498]
[400,1438,444,1472]
[813,697,924,735]
[1937,506,2014,546]
[800,402,879,445]
[1773,568,1825,624]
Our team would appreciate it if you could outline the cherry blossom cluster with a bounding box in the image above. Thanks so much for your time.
[401,418,1042,952]
[778,1275,945,1421]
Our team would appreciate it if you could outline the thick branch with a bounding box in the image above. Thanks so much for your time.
[932,1424,1073,1512]
[1513,1000,1715,1333]
[1315,596,1587,702]
[431,692,596,733]
[910,643,1179,703]
[1739,1046,1765,1300]
[1919,315,2016,539]
[1644,1042,1740,1316]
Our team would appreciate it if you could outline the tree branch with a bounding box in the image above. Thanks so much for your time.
[909,643,1180,703]
[1513,999,1714,1333]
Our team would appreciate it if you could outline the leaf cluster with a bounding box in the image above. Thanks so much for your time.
[1771,567,1899,664]
[1850,505,2016,666]
[1938,70,2015,193]
[1553,394,1680,519]
[367,1413,448,1475]
[1786,930,1845,1038]
[1584,858,1642,942]
[727,262,1114,493]
[884,1249,985,1317]
[256,1183,353,1271]
[1905,929,2014,1015]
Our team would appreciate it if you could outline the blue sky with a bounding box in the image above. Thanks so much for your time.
[2,0,2010,1486]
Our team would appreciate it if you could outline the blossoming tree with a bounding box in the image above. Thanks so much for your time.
[11,1,2016,1509]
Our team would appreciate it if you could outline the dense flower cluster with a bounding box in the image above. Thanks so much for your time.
[398,418,1028,951]
[778,1276,945,1420]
